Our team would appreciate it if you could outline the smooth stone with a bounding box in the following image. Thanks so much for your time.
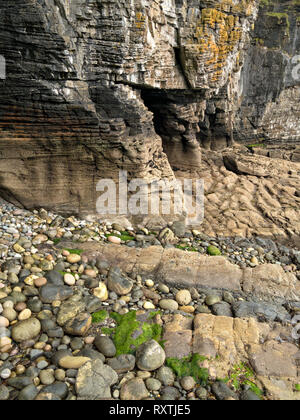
[146,378,161,391]
[8,376,32,389]
[2,308,17,322]
[136,340,165,371]
[58,355,91,369]
[18,384,39,400]
[42,382,69,399]
[211,302,233,317]
[11,318,41,343]
[143,301,155,310]
[176,290,192,306]
[94,336,116,358]
[34,277,47,287]
[159,299,178,311]
[205,295,222,306]
[64,273,76,286]
[18,309,32,321]
[66,254,81,264]
[108,236,121,245]
[180,376,196,391]
[0,316,10,328]
[39,285,73,303]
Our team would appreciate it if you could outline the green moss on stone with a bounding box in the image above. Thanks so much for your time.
[166,354,209,385]
[64,248,84,255]
[207,245,222,256]
[102,310,163,356]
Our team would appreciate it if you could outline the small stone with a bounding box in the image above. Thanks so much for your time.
[93,282,108,301]
[159,299,178,311]
[176,290,192,306]
[18,309,32,321]
[0,317,8,330]
[18,384,39,400]
[64,273,76,286]
[196,387,208,400]
[180,376,196,391]
[66,254,81,264]
[207,246,221,256]
[205,295,221,306]
[39,369,55,385]
[63,312,92,336]
[120,378,149,400]
[145,279,154,287]
[13,243,25,253]
[136,340,165,371]
[34,277,47,287]
[156,366,175,386]
[146,378,161,391]
[94,336,116,358]
[54,369,66,381]
[11,318,41,343]
[39,285,73,303]
[58,355,91,369]
[107,267,133,296]
[0,368,11,379]
[2,308,17,322]
[179,306,195,314]
[108,236,121,245]
[143,301,155,310]
[158,284,169,294]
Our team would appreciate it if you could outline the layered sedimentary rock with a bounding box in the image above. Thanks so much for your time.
[0,0,299,215]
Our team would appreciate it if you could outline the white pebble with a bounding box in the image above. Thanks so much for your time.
[0,368,11,379]
[64,273,76,286]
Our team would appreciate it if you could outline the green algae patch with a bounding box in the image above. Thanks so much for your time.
[176,245,198,252]
[92,310,108,324]
[105,231,135,242]
[222,362,263,399]
[207,245,222,256]
[166,354,209,385]
[64,248,84,255]
[102,310,163,356]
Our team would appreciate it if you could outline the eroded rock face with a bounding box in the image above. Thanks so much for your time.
[0,0,299,214]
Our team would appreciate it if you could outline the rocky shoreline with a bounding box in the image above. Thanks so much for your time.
[0,199,300,401]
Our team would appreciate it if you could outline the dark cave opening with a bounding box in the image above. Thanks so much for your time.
[140,88,203,170]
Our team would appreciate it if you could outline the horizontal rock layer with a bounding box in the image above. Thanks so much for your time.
[0,0,299,214]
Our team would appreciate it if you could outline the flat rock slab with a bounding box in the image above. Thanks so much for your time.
[193,314,300,400]
[161,313,300,400]
[74,243,299,300]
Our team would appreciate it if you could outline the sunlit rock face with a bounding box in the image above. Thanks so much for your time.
[0,0,298,215]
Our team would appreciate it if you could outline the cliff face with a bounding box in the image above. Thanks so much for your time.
[235,0,300,144]
[0,0,299,215]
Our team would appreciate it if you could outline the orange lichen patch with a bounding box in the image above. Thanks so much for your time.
[184,6,246,86]
[135,11,146,30]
